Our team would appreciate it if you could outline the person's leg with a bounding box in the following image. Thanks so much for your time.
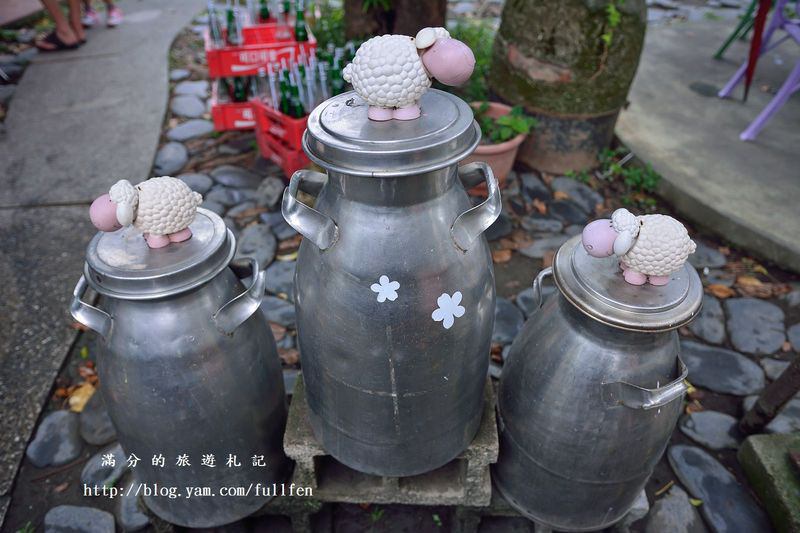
[66,0,86,41]
[104,0,123,27]
[36,0,79,50]
[81,0,99,28]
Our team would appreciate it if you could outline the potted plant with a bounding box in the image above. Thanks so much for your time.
[461,102,537,194]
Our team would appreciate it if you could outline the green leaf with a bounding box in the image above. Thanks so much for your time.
[689,498,703,507]
[80,346,89,359]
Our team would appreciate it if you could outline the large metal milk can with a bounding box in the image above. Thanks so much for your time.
[70,208,290,528]
[281,89,501,476]
[494,235,702,531]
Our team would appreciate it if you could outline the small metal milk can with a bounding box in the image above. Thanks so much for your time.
[281,88,501,476]
[70,208,290,528]
[494,234,702,531]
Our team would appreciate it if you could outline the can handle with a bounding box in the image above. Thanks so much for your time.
[213,257,267,335]
[451,162,502,252]
[70,276,113,340]
[602,357,689,410]
[531,267,553,310]
[282,169,339,251]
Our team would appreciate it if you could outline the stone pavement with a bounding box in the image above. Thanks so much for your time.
[617,18,800,273]
[0,0,204,526]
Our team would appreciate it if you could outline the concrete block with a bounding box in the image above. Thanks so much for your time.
[283,376,499,507]
[738,433,800,533]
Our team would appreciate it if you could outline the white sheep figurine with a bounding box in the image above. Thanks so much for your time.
[582,208,697,286]
[342,27,475,121]
[89,176,203,248]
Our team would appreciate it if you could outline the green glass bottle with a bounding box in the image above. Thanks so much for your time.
[258,0,270,22]
[294,0,308,42]
[232,76,248,102]
[226,6,242,45]
[289,81,305,118]
[219,77,231,102]
[282,0,291,24]
[278,68,291,115]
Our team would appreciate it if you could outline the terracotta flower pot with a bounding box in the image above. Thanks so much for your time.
[461,102,528,196]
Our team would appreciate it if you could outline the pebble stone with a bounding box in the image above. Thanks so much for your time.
[548,199,589,224]
[616,490,650,532]
[760,357,791,381]
[724,298,786,355]
[688,241,726,269]
[265,260,296,300]
[485,212,513,241]
[199,200,225,216]
[493,298,525,345]
[256,176,286,207]
[169,68,190,81]
[644,485,708,533]
[166,119,214,142]
[177,173,213,195]
[14,47,38,65]
[518,234,570,259]
[79,391,116,446]
[787,323,800,351]
[514,284,556,318]
[117,477,150,532]
[260,296,296,328]
[681,340,765,396]
[564,224,584,236]
[234,223,277,268]
[153,142,188,175]
[679,410,741,450]
[226,201,258,226]
[687,294,725,344]
[519,172,551,202]
[271,219,298,240]
[283,368,300,395]
[667,445,771,533]
[81,443,127,488]
[26,410,82,468]
[174,80,209,98]
[520,216,563,234]
[743,394,800,434]
[170,95,206,118]
[205,185,258,207]
[44,505,115,533]
[551,176,604,215]
[211,165,263,189]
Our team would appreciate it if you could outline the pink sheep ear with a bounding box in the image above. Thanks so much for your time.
[613,231,635,256]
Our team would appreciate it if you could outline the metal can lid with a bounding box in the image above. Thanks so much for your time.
[303,89,480,177]
[552,236,702,332]
[84,208,234,300]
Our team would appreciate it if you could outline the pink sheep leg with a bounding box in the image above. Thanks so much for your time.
[368,106,393,121]
[624,270,647,285]
[144,233,170,248]
[649,275,670,286]
[393,104,421,120]
[169,228,193,243]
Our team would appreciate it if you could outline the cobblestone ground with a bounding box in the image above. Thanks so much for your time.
[6,3,800,532]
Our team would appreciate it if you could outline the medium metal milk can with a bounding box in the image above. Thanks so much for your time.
[70,208,290,528]
[281,89,501,476]
[494,235,702,531]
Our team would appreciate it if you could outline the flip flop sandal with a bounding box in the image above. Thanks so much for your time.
[35,31,80,52]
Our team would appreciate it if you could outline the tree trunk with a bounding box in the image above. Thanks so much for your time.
[344,0,445,39]
[489,0,647,173]
[740,356,800,435]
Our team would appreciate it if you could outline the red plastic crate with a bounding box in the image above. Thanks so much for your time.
[205,24,316,78]
[251,97,308,151]
[210,83,256,131]
[255,126,309,178]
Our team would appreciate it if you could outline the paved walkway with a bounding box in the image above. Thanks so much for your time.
[0,0,203,522]
[617,18,800,273]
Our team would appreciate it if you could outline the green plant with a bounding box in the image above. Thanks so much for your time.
[446,19,494,102]
[475,103,537,144]
[432,513,443,527]
[369,507,385,523]
[362,0,391,12]
[313,1,346,49]
[573,146,661,209]
[17,523,35,533]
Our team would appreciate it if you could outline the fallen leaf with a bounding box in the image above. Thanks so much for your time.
[79,346,89,359]
[276,251,298,261]
[752,264,768,275]
[233,206,268,220]
[654,480,674,496]
[540,173,553,186]
[490,344,503,363]
[685,400,704,414]
[492,249,512,264]
[54,388,69,399]
[270,323,286,341]
[689,498,703,507]
[679,326,692,337]
[553,190,570,201]
[705,284,736,299]
[736,275,763,287]
[278,234,303,251]
[68,383,96,413]
[531,198,547,215]
[278,348,299,366]
[782,341,792,352]
[54,482,69,493]
[542,250,555,268]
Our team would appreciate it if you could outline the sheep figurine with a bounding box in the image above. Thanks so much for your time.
[581,208,697,286]
[342,27,475,121]
[89,176,203,249]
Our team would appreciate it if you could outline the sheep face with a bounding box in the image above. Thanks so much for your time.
[89,194,123,232]
[582,219,617,258]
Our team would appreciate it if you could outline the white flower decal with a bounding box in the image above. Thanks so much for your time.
[371,275,400,303]
[432,291,465,330]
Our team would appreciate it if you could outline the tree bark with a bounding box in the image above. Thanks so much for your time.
[739,356,800,435]
[344,0,445,39]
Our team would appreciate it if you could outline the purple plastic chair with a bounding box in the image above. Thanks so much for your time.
[718,0,800,140]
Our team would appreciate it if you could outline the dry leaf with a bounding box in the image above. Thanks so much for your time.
[276,251,299,261]
[490,344,504,363]
[531,198,547,215]
[54,388,69,399]
[54,482,69,493]
[278,348,300,366]
[654,480,674,497]
[278,234,303,251]
[736,275,763,287]
[553,190,570,201]
[685,400,704,414]
[542,250,555,268]
[68,383,96,413]
[492,249,512,264]
[540,173,553,186]
[782,341,792,353]
[705,284,736,299]
[270,323,286,342]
